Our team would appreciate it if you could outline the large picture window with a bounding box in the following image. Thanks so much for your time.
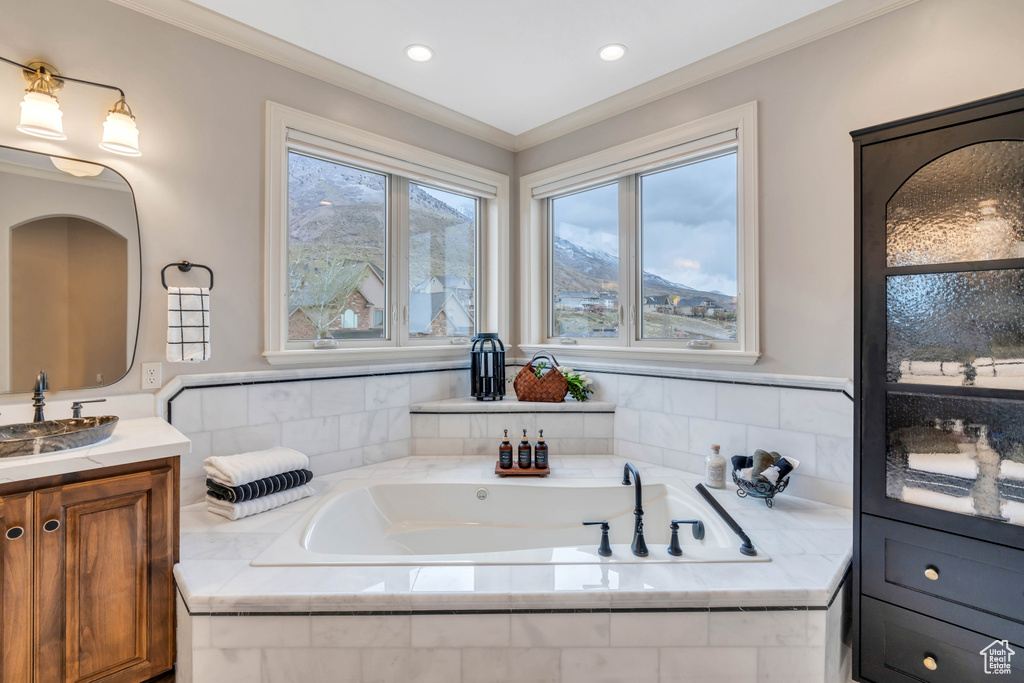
[265,103,509,365]
[522,102,758,364]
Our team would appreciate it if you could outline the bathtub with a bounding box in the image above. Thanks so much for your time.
[251,476,768,566]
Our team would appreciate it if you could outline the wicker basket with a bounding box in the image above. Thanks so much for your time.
[514,352,569,403]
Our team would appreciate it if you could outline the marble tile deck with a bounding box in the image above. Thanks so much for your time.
[175,455,851,615]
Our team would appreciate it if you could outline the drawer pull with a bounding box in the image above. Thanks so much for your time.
[923,655,938,671]
[924,566,939,581]
[5,526,23,540]
[43,519,60,532]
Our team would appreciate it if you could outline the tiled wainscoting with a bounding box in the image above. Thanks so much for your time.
[176,582,850,683]
[167,369,468,505]
[166,364,853,507]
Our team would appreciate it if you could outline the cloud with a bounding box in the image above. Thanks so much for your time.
[674,258,701,270]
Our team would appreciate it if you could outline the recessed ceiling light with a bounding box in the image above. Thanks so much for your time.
[598,44,627,62]
[405,45,434,62]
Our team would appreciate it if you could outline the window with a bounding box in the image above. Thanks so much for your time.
[265,102,510,365]
[521,102,758,364]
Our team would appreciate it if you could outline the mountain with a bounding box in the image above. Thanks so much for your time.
[287,153,475,285]
[552,236,734,308]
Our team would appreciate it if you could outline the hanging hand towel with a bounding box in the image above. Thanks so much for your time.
[203,447,310,487]
[167,286,211,362]
[206,483,314,521]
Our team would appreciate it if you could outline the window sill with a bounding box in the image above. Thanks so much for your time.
[264,345,471,366]
[518,343,761,366]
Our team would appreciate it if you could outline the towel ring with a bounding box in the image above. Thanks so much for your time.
[161,261,214,291]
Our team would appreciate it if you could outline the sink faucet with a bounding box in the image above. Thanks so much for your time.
[32,369,48,423]
[622,462,648,557]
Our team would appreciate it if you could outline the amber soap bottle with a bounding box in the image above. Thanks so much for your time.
[534,430,549,469]
[518,429,532,469]
[499,430,513,469]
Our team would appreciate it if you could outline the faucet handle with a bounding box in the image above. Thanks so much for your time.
[582,520,612,557]
[71,399,107,419]
[670,519,706,541]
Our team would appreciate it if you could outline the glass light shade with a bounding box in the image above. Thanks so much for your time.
[99,110,141,157]
[50,156,104,177]
[17,91,66,140]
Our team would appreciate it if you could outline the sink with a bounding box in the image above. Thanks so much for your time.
[0,416,119,458]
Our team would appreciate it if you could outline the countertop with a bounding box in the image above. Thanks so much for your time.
[175,455,852,614]
[0,417,191,485]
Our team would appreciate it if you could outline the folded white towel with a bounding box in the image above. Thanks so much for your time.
[204,447,310,487]
[206,483,314,521]
[738,467,753,481]
[908,452,979,480]
[999,460,1024,482]
[901,486,976,515]
[1000,499,1024,526]
[168,286,211,362]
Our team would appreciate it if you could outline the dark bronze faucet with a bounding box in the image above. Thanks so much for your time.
[622,462,648,557]
[32,369,48,423]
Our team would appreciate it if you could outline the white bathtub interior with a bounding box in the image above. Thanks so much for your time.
[251,476,769,566]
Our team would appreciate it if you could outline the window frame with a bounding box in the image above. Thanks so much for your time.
[520,102,760,365]
[265,102,510,365]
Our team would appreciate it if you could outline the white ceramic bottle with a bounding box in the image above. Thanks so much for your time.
[705,443,726,489]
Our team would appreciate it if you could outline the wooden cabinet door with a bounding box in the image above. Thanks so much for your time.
[35,468,174,683]
[0,492,33,683]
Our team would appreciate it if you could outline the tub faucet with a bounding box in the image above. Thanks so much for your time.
[32,369,48,423]
[622,462,648,557]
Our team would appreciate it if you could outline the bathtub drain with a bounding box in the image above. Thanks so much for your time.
[476,488,488,500]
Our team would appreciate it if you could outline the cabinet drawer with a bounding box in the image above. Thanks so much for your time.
[862,515,1024,643]
[861,597,1024,682]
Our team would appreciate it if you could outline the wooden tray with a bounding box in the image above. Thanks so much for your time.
[495,461,551,477]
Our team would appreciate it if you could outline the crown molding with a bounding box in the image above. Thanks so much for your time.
[513,0,921,150]
[109,0,918,153]
[107,0,517,151]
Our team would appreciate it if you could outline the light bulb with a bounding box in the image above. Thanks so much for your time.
[17,90,66,140]
[598,44,628,62]
[99,98,141,157]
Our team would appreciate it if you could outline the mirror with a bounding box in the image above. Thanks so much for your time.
[0,145,140,394]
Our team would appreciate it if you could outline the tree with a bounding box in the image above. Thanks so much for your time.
[292,260,366,339]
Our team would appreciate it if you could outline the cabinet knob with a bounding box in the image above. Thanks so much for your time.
[5,526,23,540]
[924,566,939,581]
[923,655,938,671]
[43,519,60,532]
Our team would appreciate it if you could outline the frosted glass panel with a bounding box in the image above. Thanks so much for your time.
[887,392,1024,526]
[887,141,1024,267]
[887,270,1024,389]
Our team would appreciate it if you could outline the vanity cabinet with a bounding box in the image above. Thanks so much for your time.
[0,458,178,683]
[853,90,1024,681]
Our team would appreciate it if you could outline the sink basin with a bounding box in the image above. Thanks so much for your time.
[0,416,119,458]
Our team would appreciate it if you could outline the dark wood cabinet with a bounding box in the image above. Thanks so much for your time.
[0,458,178,683]
[853,91,1024,681]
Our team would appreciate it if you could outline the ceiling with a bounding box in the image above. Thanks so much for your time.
[114,0,918,148]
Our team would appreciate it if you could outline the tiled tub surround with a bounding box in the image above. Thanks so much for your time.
[175,456,852,683]
[410,396,615,456]
[167,368,469,505]
[591,371,855,508]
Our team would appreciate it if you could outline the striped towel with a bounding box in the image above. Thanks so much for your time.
[167,286,210,362]
[203,447,309,487]
[207,468,313,503]
[206,484,314,521]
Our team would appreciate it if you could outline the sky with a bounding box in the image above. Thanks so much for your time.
[552,152,738,296]
[416,183,477,218]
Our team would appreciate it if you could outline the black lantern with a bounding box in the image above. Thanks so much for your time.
[470,333,505,401]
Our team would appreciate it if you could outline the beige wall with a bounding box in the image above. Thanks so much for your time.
[1,0,1023,398]
[517,0,1024,379]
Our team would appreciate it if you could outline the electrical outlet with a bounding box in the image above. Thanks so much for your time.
[141,362,162,389]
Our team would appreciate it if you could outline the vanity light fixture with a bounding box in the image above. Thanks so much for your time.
[405,44,434,62]
[598,44,628,61]
[2,56,142,156]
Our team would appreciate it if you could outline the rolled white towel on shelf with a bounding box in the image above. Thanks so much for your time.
[973,358,997,377]
[1000,499,1024,526]
[901,486,976,515]
[999,460,1024,482]
[204,447,310,487]
[907,451,979,480]
[206,483,314,521]
[905,361,963,377]
[992,359,1024,377]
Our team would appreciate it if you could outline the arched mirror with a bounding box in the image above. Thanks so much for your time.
[0,145,140,394]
